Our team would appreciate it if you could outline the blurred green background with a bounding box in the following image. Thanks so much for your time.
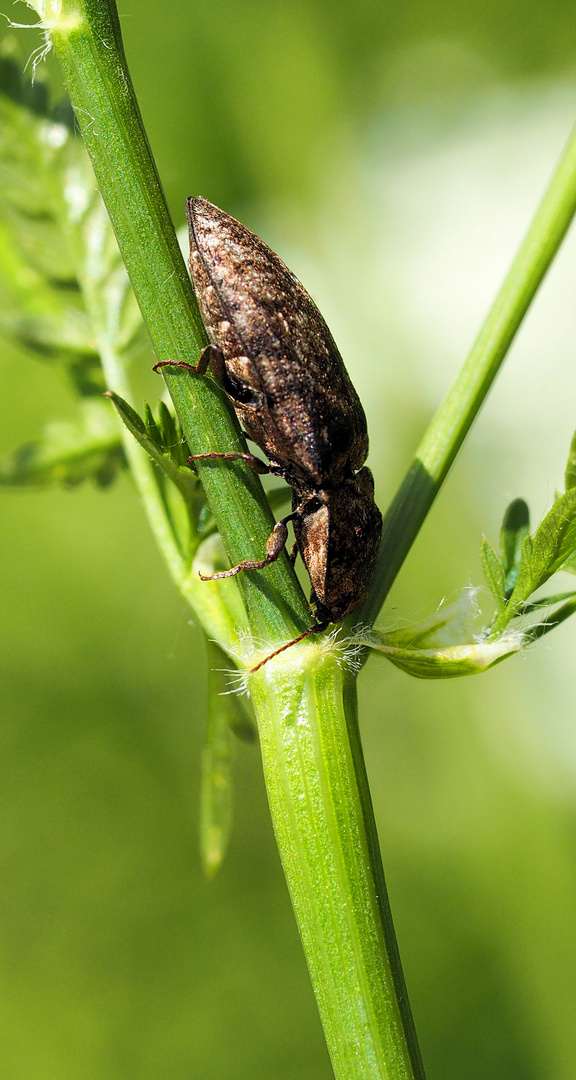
[2,1,576,1077]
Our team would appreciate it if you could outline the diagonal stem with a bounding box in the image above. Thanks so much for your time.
[357,118,576,628]
[42,0,310,647]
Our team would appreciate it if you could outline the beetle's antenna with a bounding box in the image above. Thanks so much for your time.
[250,622,329,673]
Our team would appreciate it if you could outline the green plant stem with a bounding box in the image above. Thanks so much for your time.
[40,2,427,1076]
[44,0,309,647]
[93,314,243,655]
[250,652,425,1080]
[358,119,576,627]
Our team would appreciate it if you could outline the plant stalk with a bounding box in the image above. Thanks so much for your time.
[43,0,310,647]
[39,0,426,1075]
[358,118,576,627]
[250,650,425,1080]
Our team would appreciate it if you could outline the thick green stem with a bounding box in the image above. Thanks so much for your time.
[250,649,425,1080]
[44,0,309,646]
[358,120,576,627]
[38,1,426,1075]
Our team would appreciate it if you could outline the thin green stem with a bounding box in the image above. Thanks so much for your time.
[358,119,576,627]
[44,0,310,646]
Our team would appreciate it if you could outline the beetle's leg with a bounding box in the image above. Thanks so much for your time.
[187,451,270,475]
[285,494,314,561]
[153,344,225,381]
[250,621,330,673]
[199,513,296,582]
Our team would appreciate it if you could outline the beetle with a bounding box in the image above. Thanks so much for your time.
[156,197,382,665]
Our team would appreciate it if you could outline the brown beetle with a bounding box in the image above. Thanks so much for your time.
[156,197,382,664]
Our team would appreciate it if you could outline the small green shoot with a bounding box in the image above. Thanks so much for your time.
[366,436,576,679]
[500,498,530,597]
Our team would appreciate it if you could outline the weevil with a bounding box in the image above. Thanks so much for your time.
[156,197,382,667]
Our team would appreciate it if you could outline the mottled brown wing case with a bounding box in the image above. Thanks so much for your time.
[187,197,369,489]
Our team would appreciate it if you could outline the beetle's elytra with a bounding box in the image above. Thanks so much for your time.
[156,197,382,656]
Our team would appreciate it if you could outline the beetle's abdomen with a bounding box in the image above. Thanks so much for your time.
[293,468,382,622]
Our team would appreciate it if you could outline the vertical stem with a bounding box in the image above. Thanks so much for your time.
[36,2,427,1074]
[250,654,425,1080]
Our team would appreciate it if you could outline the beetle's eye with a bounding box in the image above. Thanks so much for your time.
[224,372,260,407]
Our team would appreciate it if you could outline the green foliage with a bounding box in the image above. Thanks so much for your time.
[0,42,303,886]
[0,45,260,876]
[499,497,530,596]
[106,391,198,504]
[480,535,506,613]
[488,479,576,638]
[0,397,123,486]
[200,640,257,879]
[369,435,576,678]
[565,426,576,490]
[463,435,576,646]
[107,389,222,562]
[0,37,145,486]
[368,636,521,678]
[369,589,522,678]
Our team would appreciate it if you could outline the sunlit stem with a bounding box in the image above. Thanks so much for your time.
[249,651,425,1080]
[359,119,576,627]
[44,0,310,646]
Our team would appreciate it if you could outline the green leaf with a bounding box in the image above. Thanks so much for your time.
[157,400,186,464]
[105,390,200,505]
[499,497,530,596]
[565,429,576,490]
[377,588,480,651]
[490,488,576,635]
[368,573,576,678]
[366,635,522,679]
[369,587,520,678]
[523,595,576,642]
[143,401,163,447]
[200,640,238,879]
[526,487,576,588]
[0,398,125,487]
[509,532,534,600]
[480,536,506,612]
[0,46,146,396]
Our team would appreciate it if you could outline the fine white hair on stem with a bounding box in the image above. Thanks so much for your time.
[215,625,368,688]
[4,3,51,80]
[320,626,365,672]
[215,667,251,697]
